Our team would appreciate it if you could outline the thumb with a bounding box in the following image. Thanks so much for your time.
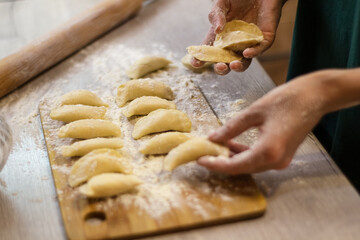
[212,10,227,34]
[208,0,228,33]
[202,26,217,46]
[202,0,228,46]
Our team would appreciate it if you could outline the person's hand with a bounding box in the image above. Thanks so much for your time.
[191,0,285,75]
[197,70,342,174]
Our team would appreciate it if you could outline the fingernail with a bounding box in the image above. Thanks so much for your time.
[198,156,218,166]
[191,58,202,67]
[217,69,229,75]
[243,49,253,59]
[207,156,217,163]
[215,24,223,34]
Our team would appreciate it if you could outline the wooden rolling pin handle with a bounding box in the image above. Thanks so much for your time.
[0,0,143,98]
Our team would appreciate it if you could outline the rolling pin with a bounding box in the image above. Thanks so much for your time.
[0,0,144,98]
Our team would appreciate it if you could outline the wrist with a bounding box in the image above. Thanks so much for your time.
[310,68,360,114]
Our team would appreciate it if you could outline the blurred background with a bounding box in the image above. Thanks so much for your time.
[258,0,298,86]
[0,0,298,86]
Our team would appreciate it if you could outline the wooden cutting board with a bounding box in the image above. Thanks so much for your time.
[39,73,266,240]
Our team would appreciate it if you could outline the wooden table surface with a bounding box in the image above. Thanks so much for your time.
[0,0,359,240]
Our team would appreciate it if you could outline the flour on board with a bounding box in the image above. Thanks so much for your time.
[37,42,255,219]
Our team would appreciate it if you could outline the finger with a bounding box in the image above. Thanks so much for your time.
[243,33,275,58]
[197,155,236,174]
[197,150,267,175]
[201,131,290,175]
[225,140,249,153]
[225,135,286,174]
[191,57,205,68]
[229,58,252,72]
[202,26,217,46]
[208,0,229,33]
[198,144,277,175]
[209,110,263,143]
[213,63,230,75]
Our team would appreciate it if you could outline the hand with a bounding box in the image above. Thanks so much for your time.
[192,0,285,75]
[197,71,334,174]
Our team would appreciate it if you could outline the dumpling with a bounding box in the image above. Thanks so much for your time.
[187,45,242,63]
[132,109,191,139]
[68,148,132,187]
[61,138,123,157]
[163,137,230,171]
[116,79,174,107]
[60,90,108,107]
[79,173,142,198]
[214,20,264,51]
[139,132,191,155]
[50,105,107,123]
[181,54,212,72]
[126,56,171,79]
[123,96,176,118]
[58,119,121,139]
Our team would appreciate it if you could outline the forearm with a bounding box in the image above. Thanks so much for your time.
[315,68,360,113]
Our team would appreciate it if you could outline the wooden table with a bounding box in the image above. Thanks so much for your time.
[0,0,359,239]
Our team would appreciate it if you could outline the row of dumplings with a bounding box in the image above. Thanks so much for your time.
[49,56,230,199]
[50,90,141,198]
[117,73,229,172]
[51,57,176,198]
[117,78,192,169]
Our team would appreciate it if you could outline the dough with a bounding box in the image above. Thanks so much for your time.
[132,109,192,139]
[61,137,123,157]
[139,132,191,155]
[50,105,107,123]
[58,119,121,139]
[181,54,212,72]
[79,173,142,198]
[68,148,132,187]
[60,90,108,107]
[126,56,171,79]
[123,96,176,118]
[214,20,264,51]
[187,45,242,63]
[117,79,174,107]
[163,137,230,171]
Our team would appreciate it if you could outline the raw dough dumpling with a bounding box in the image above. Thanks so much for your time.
[50,105,107,123]
[132,109,192,139]
[117,79,174,107]
[123,96,176,118]
[79,173,142,198]
[61,138,123,157]
[126,56,171,79]
[58,119,121,139]
[187,45,242,63]
[163,137,230,171]
[181,54,212,72]
[68,148,132,187]
[214,20,264,51]
[61,90,108,107]
[139,132,191,155]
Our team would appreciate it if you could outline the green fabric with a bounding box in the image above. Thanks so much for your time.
[287,0,360,191]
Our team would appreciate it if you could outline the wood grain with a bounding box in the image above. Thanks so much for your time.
[39,78,266,240]
[0,0,143,98]
[0,0,360,240]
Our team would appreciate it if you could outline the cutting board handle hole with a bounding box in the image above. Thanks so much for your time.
[84,211,106,225]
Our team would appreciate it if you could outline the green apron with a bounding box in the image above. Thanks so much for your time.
[287,0,360,191]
